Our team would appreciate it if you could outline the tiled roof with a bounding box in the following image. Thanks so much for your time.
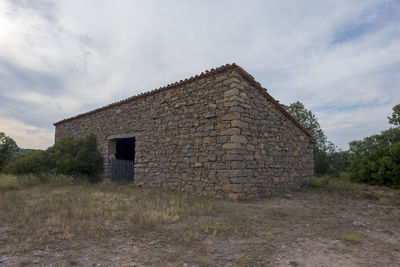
[53,63,315,142]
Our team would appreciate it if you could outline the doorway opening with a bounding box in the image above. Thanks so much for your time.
[116,138,135,161]
[111,137,135,182]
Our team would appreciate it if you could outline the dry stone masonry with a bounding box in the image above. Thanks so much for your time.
[54,64,314,199]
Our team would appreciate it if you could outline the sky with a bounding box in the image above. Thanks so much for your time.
[0,0,399,150]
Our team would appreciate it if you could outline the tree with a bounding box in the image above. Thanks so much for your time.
[349,103,400,159]
[0,132,19,171]
[349,127,400,159]
[283,101,337,175]
[388,104,400,126]
[283,101,328,151]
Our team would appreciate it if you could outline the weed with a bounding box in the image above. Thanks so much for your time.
[384,190,400,207]
[382,229,393,236]
[183,230,200,244]
[361,192,381,200]
[310,176,330,188]
[289,261,299,266]
[336,232,362,244]
[269,208,289,218]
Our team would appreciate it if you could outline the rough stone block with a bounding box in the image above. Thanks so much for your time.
[224,101,239,108]
[224,88,240,98]
[220,112,240,121]
[230,135,248,144]
[220,127,240,136]
[226,169,243,177]
[230,177,246,183]
[247,144,256,151]
[229,106,244,113]
[215,74,228,82]
[184,185,194,192]
[208,103,217,109]
[229,95,245,103]
[224,154,244,161]
[222,143,242,150]
[228,193,245,200]
[222,77,240,85]
[204,113,216,119]
[231,120,248,129]
[222,183,243,193]
[207,154,217,161]
[231,161,246,169]
[229,82,244,89]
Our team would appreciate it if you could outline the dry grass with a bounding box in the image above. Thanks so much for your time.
[0,174,399,265]
[0,173,71,191]
[0,174,19,191]
[310,174,400,206]
[0,174,221,254]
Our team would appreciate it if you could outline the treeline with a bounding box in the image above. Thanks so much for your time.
[284,102,400,188]
[0,134,103,183]
[348,105,400,188]
[1,102,399,188]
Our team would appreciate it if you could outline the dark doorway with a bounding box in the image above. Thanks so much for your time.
[111,137,135,182]
[116,138,135,161]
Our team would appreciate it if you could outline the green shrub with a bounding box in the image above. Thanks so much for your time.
[2,150,48,174]
[348,141,400,188]
[3,135,103,182]
[46,135,103,181]
[0,132,19,171]
[349,127,400,159]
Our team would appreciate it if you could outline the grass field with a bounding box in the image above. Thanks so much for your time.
[0,174,399,266]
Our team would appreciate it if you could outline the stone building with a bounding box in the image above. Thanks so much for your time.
[54,63,314,199]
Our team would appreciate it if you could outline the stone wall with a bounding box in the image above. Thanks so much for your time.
[55,65,314,199]
[217,72,314,198]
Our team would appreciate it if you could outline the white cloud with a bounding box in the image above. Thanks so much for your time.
[0,0,399,149]
[0,117,53,149]
[318,105,394,149]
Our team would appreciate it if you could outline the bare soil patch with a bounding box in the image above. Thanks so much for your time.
[0,175,399,266]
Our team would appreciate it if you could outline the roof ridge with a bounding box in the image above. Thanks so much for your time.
[54,63,237,126]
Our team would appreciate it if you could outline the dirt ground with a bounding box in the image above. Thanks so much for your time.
[1,178,399,266]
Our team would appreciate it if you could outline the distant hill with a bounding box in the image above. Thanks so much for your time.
[19,148,34,153]
[14,148,43,155]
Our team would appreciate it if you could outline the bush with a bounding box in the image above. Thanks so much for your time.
[0,132,19,171]
[349,127,400,159]
[46,135,103,181]
[2,150,48,174]
[348,141,400,188]
[3,135,103,182]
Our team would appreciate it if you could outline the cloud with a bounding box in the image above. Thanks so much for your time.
[0,0,399,149]
[0,117,53,149]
